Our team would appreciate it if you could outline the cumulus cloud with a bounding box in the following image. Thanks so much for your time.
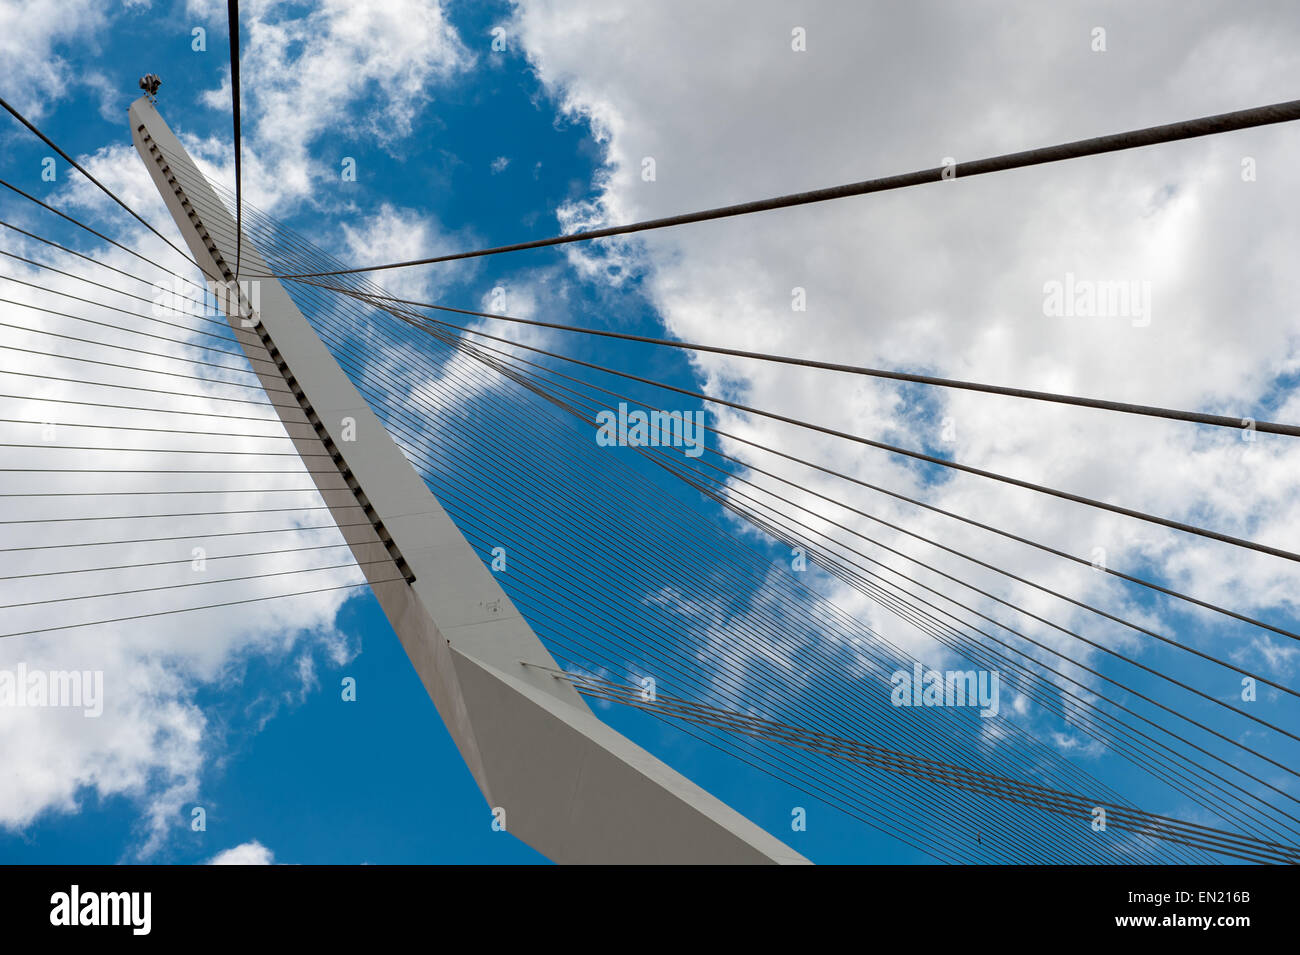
[207,839,274,864]
[509,0,1300,742]
[190,0,472,208]
[0,1,108,118]
[0,0,473,858]
[0,205,364,856]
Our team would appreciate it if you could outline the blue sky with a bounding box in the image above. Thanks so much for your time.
[1,0,913,865]
[1,0,1298,865]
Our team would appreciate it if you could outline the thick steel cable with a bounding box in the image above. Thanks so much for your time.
[227,0,243,279]
[459,337,1300,779]
[263,267,1159,857]
[273,97,1300,278]
[388,308,1300,565]
[178,171,1294,852]
[428,323,1300,834]
[309,294,1284,847]
[308,285,1300,438]
[487,352,1300,710]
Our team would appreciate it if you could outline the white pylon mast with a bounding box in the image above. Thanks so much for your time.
[130,96,807,864]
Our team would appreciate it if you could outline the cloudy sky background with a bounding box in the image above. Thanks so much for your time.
[0,0,1297,863]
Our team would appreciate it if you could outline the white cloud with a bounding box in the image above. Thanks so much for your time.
[509,0,1300,737]
[189,0,472,209]
[207,839,274,864]
[0,0,479,855]
[0,1,108,118]
[0,200,364,855]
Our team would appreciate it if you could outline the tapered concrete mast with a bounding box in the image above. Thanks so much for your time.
[129,95,807,864]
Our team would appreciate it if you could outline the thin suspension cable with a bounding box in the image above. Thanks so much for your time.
[442,327,1300,644]
[0,177,212,291]
[270,210,1300,648]
[175,175,1300,841]
[0,273,266,361]
[0,543,353,581]
[562,672,1297,863]
[297,292,1299,837]
[0,386,295,417]
[276,276,1159,831]
[0,248,213,324]
[284,227,1289,764]
[310,284,1300,438]
[428,324,1300,805]
[401,310,1300,565]
[458,336,1300,751]
[0,95,199,272]
[0,284,271,370]
[559,669,1298,861]
[0,445,329,458]
[5,166,1112,857]
[0,337,283,394]
[0,558,388,611]
[0,336,290,396]
[0,503,352,524]
[0,488,326,497]
[272,97,1300,277]
[0,419,299,440]
[0,521,376,553]
[248,188,1294,686]
[0,218,199,299]
[687,459,1300,735]
[0,579,397,641]
[353,306,1300,841]
[190,193,1296,642]
[486,345,1300,697]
